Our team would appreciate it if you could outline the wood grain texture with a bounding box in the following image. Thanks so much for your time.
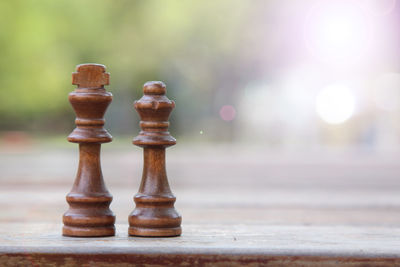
[1,147,400,265]
[63,64,115,237]
[0,223,399,266]
[129,81,182,237]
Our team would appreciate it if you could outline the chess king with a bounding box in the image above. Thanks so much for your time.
[62,64,115,237]
[129,81,182,237]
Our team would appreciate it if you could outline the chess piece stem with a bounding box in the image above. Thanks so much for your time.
[129,81,182,237]
[63,64,115,237]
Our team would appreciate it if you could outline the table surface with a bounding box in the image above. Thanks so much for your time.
[1,144,400,266]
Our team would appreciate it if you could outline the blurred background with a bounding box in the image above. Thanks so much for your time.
[0,0,400,227]
[0,0,399,149]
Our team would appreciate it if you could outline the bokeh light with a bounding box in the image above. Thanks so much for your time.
[315,85,356,124]
[219,105,236,122]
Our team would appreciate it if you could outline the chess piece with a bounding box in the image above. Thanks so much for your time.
[63,64,115,237]
[129,81,182,237]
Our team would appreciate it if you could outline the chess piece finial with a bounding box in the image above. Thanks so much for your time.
[129,81,182,237]
[63,63,115,237]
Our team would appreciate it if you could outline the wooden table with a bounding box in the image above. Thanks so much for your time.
[1,145,399,266]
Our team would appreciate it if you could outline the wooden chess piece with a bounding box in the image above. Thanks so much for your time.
[63,64,116,237]
[129,81,182,237]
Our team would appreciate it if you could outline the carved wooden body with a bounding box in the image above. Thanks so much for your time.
[129,81,182,237]
[63,64,115,237]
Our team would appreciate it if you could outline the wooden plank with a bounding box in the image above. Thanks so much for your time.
[0,223,399,266]
[1,148,400,265]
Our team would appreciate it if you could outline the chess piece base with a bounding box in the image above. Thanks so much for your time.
[128,226,181,237]
[62,225,115,237]
[128,203,182,237]
[128,206,182,237]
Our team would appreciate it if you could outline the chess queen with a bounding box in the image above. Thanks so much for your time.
[129,81,182,237]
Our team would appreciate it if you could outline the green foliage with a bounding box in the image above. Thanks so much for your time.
[0,0,260,136]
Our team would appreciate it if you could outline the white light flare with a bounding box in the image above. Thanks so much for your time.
[315,85,356,124]
[304,2,371,63]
